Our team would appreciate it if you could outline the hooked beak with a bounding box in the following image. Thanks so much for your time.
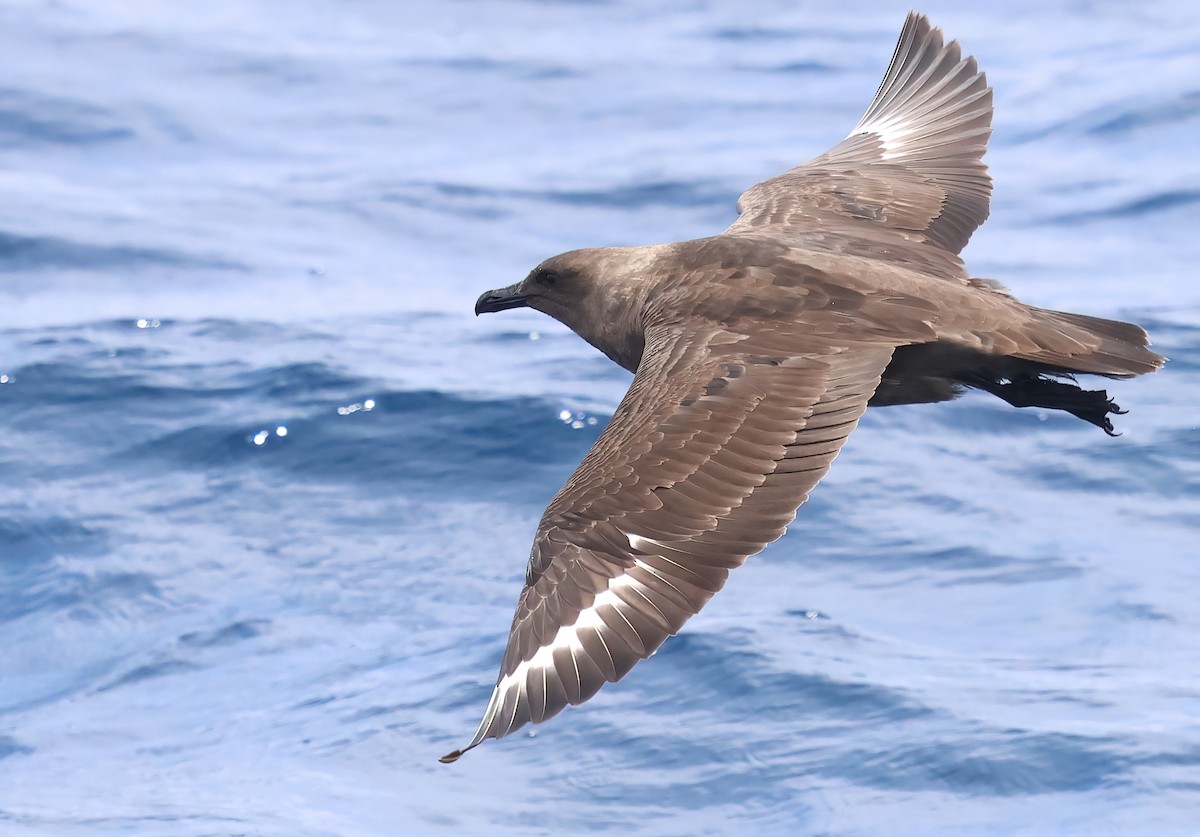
[474,283,529,316]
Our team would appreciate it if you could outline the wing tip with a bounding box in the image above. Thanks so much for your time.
[846,10,994,254]
[853,11,993,142]
[439,744,475,764]
[440,711,496,763]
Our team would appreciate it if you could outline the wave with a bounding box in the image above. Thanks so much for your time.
[0,85,131,147]
[0,230,245,273]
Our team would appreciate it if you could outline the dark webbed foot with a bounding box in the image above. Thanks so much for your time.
[960,372,1127,435]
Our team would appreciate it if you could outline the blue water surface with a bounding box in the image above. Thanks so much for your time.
[1,1,1199,835]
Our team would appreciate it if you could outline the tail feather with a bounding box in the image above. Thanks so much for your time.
[873,306,1161,432]
[1019,308,1165,378]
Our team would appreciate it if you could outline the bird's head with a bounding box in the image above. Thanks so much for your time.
[475,246,664,371]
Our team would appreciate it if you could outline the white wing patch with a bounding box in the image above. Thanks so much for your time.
[849,117,917,160]
[626,532,665,552]
[470,555,666,741]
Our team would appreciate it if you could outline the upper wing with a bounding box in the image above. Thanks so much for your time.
[726,12,993,271]
[441,322,895,762]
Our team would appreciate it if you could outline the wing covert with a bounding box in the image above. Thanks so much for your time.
[441,323,894,761]
[727,12,993,268]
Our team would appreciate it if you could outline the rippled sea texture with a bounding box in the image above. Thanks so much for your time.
[2,2,1199,835]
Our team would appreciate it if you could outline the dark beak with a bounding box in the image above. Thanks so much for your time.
[474,284,528,315]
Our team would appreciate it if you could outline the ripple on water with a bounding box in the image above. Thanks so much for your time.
[96,659,202,694]
[817,731,1129,796]
[0,230,244,272]
[178,618,272,648]
[0,736,33,761]
[113,387,598,502]
[0,85,132,146]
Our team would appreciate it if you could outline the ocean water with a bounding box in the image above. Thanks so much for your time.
[1,1,1199,834]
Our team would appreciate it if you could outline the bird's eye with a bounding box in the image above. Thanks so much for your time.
[536,270,559,287]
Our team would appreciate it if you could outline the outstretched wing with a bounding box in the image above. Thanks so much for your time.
[727,12,993,273]
[441,320,896,762]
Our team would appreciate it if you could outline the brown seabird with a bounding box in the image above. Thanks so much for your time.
[441,12,1163,763]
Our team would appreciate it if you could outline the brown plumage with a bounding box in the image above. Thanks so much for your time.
[441,12,1163,763]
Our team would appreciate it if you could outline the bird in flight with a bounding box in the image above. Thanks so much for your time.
[442,12,1163,763]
